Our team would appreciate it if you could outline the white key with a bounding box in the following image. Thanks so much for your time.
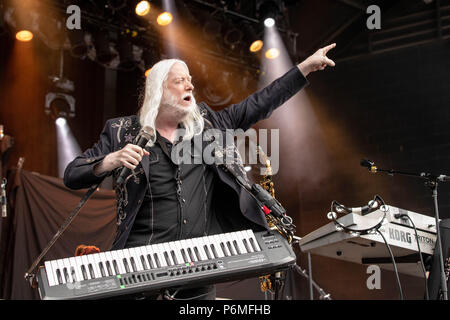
[144,245,157,269]
[121,249,133,273]
[114,250,126,274]
[223,233,237,255]
[62,258,73,283]
[162,242,174,266]
[178,239,190,262]
[136,246,149,270]
[154,244,167,267]
[195,238,208,261]
[50,260,60,284]
[70,257,82,283]
[246,230,261,251]
[235,232,248,254]
[80,255,92,280]
[105,252,116,275]
[186,239,198,262]
[201,237,215,260]
[45,261,56,286]
[130,247,144,271]
[218,234,231,256]
[56,259,67,284]
[211,235,225,258]
[172,241,185,265]
[86,254,101,278]
[96,253,108,277]
[91,254,103,278]
[239,231,253,253]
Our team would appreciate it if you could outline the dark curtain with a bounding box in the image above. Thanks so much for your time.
[0,169,116,300]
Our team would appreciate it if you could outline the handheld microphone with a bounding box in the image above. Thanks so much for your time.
[360,158,377,173]
[116,126,154,185]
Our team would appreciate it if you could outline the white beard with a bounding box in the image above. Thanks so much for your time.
[160,92,197,121]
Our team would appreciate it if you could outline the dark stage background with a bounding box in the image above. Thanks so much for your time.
[1,0,449,300]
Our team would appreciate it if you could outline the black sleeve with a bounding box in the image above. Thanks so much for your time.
[211,66,308,131]
[63,120,114,190]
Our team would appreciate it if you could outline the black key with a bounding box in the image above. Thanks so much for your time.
[180,249,189,263]
[112,260,120,274]
[88,264,95,278]
[220,243,230,257]
[249,238,259,252]
[146,254,155,269]
[130,257,138,272]
[106,261,113,276]
[170,250,178,265]
[140,255,148,270]
[63,268,70,282]
[153,253,161,268]
[210,244,219,258]
[70,267,77,282]
[123,258,130,273]
[226,241,236,256]
[81,265,88,280]
[56,269,63,284]
[194,247,202,261]
[99,262,106,277]
[233,240,241,255]
[187,248,196,261]
[163,252,172,266]
[203,245,212,260]
[242,239,251,252]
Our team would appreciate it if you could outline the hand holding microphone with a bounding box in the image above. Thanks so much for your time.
[94,126,154,184]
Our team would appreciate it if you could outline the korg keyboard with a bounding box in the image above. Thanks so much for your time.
[37,229,296,300]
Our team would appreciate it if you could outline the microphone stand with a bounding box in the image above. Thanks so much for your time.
[364,162,448,300]
[24,181,103,288]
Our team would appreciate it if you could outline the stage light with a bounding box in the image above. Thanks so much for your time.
[257,0,281,28]
[264,18,275,28]
[67,29,88,57]
[135,1,151,16]
[45,92,76,119]
[265,47,280,59]
[157,12,173,26]
[15,30,33,42]
[55,117,66,126]
[250,40,264,52]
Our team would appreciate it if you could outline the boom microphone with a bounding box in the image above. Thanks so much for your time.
[116,126,154,185]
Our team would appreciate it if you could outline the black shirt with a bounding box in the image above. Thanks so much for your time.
[125,132,215,248]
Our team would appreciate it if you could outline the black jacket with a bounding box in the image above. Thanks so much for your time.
[64,66,308,250]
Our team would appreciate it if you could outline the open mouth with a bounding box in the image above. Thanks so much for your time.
[183,95,192,102]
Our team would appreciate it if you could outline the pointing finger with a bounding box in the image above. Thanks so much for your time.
[322,43,336,55]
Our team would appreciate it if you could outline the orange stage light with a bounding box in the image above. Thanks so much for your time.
[157,12,173,26]
[16,30,33,42]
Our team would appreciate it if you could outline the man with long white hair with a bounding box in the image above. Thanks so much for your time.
[64,43,336,300]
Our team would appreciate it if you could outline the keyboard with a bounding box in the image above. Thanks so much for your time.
[298,205,437,277]
[37,229,296,300]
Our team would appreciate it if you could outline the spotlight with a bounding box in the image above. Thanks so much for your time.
[45,92,76,120]
[249,40,263,52]
[265,47,280,59]
[55,117,67,126]
[15,30,33,41]
[157,12,173,26]
[135,1,151,16]
[264,18,275,28]
[257,0,281,28]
